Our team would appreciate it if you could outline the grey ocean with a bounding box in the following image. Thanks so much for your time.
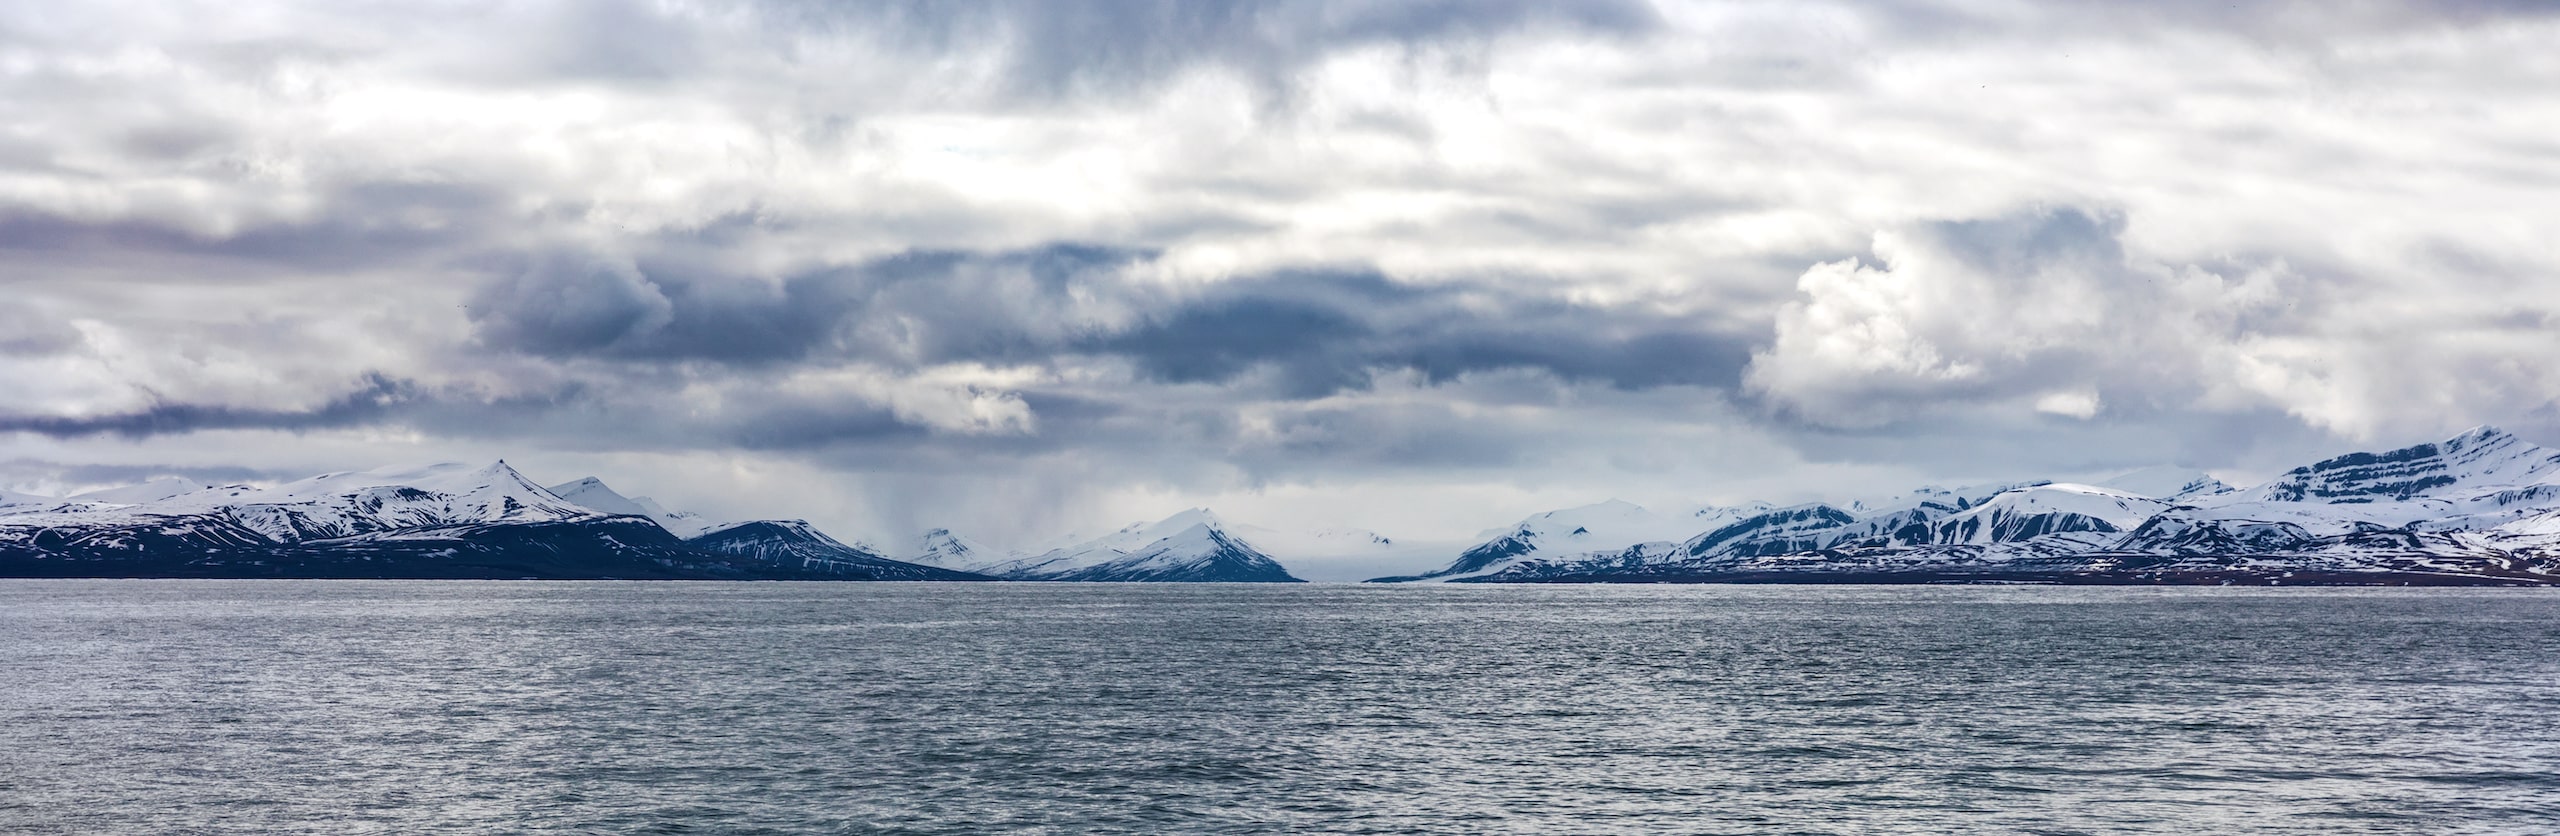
[3,582,2556,834]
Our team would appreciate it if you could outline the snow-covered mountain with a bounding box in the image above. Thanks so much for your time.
[1439,427,2560,585]
[0,462,982,581]
[1048,523,1299,583]
[1920,484,2170,545]
[968,509,1302,582]
[13,426,2560,585]
[906,528,995,572]
[1367,499,1735,583]
[114,461,606,543]
[912,516,1421,582]
[547,476,715,537]
[2193,425,2560,534]
[685,520,978,581]
[2096,467,2233,501]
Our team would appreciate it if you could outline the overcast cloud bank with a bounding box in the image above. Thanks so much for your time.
[3,0,2556,546]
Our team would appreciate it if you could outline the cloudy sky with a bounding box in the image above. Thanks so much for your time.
[3,0,2556,549]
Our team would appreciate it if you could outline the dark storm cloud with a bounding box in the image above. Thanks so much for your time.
[1087,270,1756,397]
[466,243,1137,365]
[0,374,418,440]
[468,254,677,355]
[467,244,1755,397]
[724,401,926,450]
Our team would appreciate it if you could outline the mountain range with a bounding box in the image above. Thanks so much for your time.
[6,426,2560,585]
[0,462,974,581]
[1412,426,2560,586]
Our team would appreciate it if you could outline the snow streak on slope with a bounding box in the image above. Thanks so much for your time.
[1922,484,2169,545]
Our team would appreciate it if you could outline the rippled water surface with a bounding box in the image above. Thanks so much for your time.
[3,581,2558,834]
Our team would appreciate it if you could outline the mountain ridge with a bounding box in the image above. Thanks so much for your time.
[11,426,2560,585]
[0,464,981,581]
[955,508,1306,582]
[1416,427,2560,586]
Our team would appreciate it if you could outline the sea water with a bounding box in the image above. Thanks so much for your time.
[3,581,2555,834]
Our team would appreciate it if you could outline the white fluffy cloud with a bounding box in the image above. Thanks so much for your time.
[1750,206,2560,441]
[1748,209,2269,423]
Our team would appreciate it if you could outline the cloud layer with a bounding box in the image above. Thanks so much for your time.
[4,0,2556,545]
